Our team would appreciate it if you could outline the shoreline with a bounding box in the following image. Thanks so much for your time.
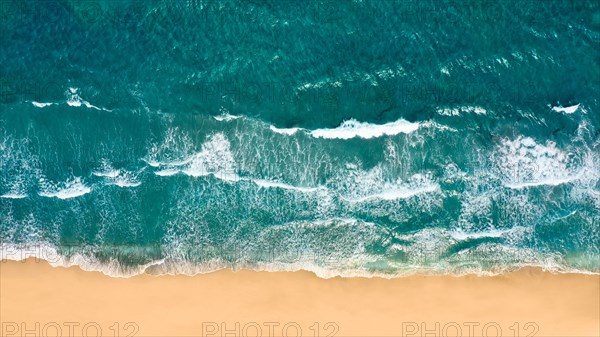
[1,259,599,337]
[3,245,598,279]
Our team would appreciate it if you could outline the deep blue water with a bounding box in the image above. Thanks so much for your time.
[1,0,599,277]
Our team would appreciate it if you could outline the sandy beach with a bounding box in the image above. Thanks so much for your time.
[0,259,598,337]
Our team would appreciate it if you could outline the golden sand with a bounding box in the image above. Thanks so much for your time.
[1,259,598,336]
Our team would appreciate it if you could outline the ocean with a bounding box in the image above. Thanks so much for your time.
[1,0,599,278]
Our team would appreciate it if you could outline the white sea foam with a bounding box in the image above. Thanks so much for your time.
[196,171,241,182]
[38,177,92,199]
[155,168,180,176]
[311,119,421,139]
[67,87,94,108]
[106,168,143,188]
[1,135,40,197]
[31,101,55,108]
[150,133,239,184]
[30,89,110,111]
[296,66,405,92]
[437,106,487,116]
[93,160,141,188]
[66,87,110,111]
[0,193,27,199]
[388,227,567,276]
[145,128,195,167]
[332,163,440,203]
[504,176,580,189]
[92,164,121,178]
[155,161,325,192]
[552,104,579,114]
[269,118,423,139]
[145,160,161,167]
[496,136,579,189]
[93,170,121,178]
[182,133,236,176]
[0,243,169,278]
[2,241,595,279]
[270,125,300,135]
[449,227,520,241]
[213,113,241,121]
[1,176,29,200]
[392,228,453,260]
[251,260,383,279]
[346,183,440,202]
[146,158,192,167]
[111,179,142,188]
[252,179,324,193]
[38,185,91,199]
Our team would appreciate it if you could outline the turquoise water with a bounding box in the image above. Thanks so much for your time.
[1,0,599,277]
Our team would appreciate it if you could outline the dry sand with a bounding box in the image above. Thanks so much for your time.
[1,259,598,336]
